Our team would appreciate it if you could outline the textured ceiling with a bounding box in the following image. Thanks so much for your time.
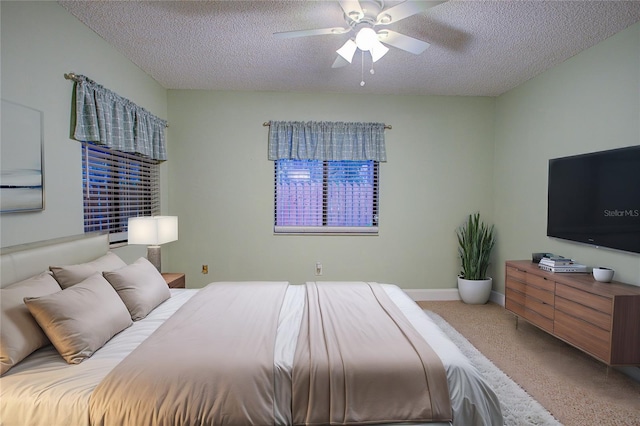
[58,0,640,96]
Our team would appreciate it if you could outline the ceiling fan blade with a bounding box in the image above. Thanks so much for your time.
[273,27,350,39]
[378,30,430,54]
[332,56,351,68]
[338,0,365,21]
[376,1,446,25]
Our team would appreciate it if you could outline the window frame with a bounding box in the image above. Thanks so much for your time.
[273,159,379,235]
[81,142,160,244]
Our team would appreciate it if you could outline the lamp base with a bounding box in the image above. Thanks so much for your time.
[147,245,161,272]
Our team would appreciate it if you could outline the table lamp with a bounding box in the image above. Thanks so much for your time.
[127,216,178,272]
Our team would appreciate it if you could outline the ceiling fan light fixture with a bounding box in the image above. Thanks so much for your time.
[336,39,358,63]
[355,27,378,51]
[370,39,389,62]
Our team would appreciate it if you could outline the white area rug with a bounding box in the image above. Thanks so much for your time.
[425,311,563,426]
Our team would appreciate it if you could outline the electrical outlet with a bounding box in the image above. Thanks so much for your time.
[202,264,208,274]
[315,262,322,276]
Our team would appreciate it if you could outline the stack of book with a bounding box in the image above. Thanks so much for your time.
[538,256,587,273]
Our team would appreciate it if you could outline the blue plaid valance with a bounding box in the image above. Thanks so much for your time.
[71,75,167,161]
[268,121,387,162]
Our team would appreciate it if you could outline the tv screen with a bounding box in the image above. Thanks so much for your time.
[547,146,640,254]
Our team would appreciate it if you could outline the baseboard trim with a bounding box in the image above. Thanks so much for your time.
[489,291,505,306]
[406,288,505,306]
[404,288,460,301]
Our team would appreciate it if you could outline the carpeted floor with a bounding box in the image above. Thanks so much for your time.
[425,310,561,425]
[418,301,640,426]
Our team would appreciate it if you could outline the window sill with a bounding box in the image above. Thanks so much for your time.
[274,226,378,235]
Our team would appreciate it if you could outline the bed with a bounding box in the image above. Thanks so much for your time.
[0,233,503,426]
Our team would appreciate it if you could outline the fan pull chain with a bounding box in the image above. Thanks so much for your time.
[360,50,365,86]
[360,51,377,87]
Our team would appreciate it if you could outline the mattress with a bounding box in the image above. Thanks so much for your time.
[0,284,502,426]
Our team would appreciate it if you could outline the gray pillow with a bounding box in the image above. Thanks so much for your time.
[24,273,132,364]
[0,272,61,375]
[103,257,171,321]
[50,252,127,289]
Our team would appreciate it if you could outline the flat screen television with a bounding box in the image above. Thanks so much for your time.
[547,146,640,255]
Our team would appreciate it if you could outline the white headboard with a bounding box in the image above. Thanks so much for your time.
[0,233,109,288]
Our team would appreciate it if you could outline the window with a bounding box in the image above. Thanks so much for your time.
[274,159,379,234]
[82,142,160,243]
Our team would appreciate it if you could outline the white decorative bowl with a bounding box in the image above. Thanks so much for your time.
[592,267,614,283]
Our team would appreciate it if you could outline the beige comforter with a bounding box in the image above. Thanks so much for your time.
[90,281,452,426]
[89,281,289,426]
[292,282,452,425]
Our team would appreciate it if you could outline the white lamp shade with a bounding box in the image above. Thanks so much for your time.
[155,216,178,244]
[370,39,389,62]
[128,216,178,245]
[336,39,358,63]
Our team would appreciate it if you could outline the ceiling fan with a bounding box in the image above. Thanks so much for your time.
[274,1,445,69]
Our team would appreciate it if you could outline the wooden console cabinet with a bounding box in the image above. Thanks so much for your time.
[505,260,640,366]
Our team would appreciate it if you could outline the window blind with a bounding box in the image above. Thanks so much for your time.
[274,160,378,234]
[82,142,160,243]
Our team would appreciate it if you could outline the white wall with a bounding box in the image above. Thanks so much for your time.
[165,91,495,288]
[0,1,169,263]
[494,22,640,290]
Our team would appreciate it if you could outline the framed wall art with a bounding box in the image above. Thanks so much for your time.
[1,99,45,213]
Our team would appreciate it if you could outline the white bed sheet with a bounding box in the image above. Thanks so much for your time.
[379,284,502,426]
[0,284,501,426]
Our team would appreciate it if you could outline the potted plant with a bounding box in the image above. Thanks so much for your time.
[456,212,496,304]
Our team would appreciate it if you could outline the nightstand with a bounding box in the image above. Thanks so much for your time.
[161,273,185,289]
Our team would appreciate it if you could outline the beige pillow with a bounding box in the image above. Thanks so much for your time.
[103,257,171,321]
[50,252,127,289]
[0,272,61,375]
[24,273,132,364]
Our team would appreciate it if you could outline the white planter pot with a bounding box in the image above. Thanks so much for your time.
[457,276,493,304]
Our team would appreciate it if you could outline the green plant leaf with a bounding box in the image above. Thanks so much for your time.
[456,212,496,280]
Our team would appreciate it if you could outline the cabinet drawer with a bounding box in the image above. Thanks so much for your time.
[506,266,526,282]
[554,310,611,362]
[526,285,555,305]
[556,283,612,315]
[555,296,611,331]
[526,273,555,292]
[524,307,554,333]
[526,296,554,320]
[506,278,526,293]
[506,287,526,306]
[505,296,526,318]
